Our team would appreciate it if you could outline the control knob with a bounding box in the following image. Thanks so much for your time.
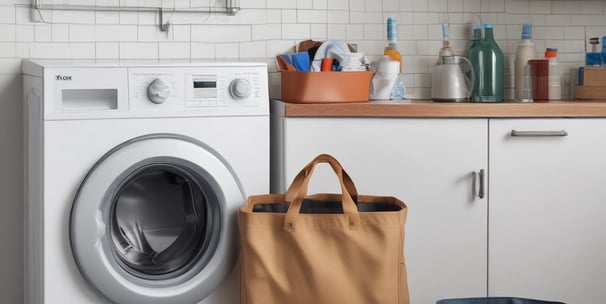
[229,78,252,100]
[147,78,172,104]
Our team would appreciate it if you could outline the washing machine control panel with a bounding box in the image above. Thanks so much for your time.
[185,70,265,108]
[128,65,268,115]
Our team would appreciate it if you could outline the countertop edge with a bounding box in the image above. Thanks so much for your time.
[276,100,606,118]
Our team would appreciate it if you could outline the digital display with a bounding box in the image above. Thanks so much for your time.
[193,81,216,89]
[192,75,218,99]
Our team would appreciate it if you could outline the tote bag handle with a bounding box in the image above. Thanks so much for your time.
[285,154,358,203]
[283,154,361,232]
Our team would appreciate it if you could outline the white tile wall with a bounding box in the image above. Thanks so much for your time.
[0,6,16,23]
[159,41,190,58]
[119,42,158,58]
[16,24,34,41]
[0,24,17,41]
[119,11,139,24]
[327,10,349,24]
[1,2,606,301]
[464,0,482,12]
[191,42,216,58]
[429,0,448,12]
[326,23,345,40]
[383,0,400,11]
[239,40,266,58]
[71,42,96,58]
[51,23,69,41]
[215,42,240,59]
[96,11,120,24]
[96,41,119,58]
[328,0,348,11]
[298,9,327,24]
[311,23,327,39]
[0,42,16,57]
[282,23,311,39]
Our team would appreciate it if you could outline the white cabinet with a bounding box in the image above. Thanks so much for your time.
[272,105,606,303]
[488,119,606,303]
[272,115,489,303]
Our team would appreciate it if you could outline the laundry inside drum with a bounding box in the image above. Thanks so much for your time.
[110,166,212,279]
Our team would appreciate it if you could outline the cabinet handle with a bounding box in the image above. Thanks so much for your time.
[478,169,485,199]
[473,169,485,199]
[510,130,568,137]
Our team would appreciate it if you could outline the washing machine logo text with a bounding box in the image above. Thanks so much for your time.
[55,75,72,81]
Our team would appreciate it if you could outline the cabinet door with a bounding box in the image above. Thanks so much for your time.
[489,119,606,303]
[281,118,488,303]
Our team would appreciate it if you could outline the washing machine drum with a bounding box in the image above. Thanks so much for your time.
[70,135,244,304]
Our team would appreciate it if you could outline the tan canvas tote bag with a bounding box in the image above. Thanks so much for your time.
[238,154,409,304]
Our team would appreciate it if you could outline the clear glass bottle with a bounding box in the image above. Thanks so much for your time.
[586,37,601,66]
[474,23,504,102]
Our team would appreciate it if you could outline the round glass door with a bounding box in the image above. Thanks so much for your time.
[70,135,243,304]
[110,164,217,280]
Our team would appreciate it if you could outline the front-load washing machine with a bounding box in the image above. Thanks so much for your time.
[23,60,269,304]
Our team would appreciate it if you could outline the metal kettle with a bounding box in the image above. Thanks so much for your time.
[431,27,474,102]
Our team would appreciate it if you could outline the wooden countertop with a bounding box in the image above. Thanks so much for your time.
[276,100,606,118]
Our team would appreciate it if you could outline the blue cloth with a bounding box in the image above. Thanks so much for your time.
[280,52,310,71]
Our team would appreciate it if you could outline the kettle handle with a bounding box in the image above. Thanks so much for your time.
[457,56,474,100]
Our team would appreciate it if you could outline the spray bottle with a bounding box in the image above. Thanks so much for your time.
[384,17,402,73]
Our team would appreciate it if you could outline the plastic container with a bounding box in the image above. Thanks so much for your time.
[528,59,549,101]
[370,56,400,100]
[473,23,505,102]
[545,48,562,100]
[280,71,372,103]
[436,297,565,304]
[514,24,536,101]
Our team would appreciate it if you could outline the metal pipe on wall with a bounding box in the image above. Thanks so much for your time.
[31,0,240,31]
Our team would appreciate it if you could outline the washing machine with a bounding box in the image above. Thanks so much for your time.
[23,60,269,304]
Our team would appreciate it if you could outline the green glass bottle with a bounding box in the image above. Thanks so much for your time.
[468,25,482,100]
[475,23,504,102]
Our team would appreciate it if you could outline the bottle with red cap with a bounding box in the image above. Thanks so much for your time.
[545,48,561,100]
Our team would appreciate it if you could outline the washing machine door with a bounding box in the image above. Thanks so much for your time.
[70,134,244,304]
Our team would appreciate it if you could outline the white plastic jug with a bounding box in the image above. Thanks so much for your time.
[370,56,400,100]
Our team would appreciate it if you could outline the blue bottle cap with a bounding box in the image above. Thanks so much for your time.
[522,24,532,39]
[484,23,493,29]
[387,17,397,42]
